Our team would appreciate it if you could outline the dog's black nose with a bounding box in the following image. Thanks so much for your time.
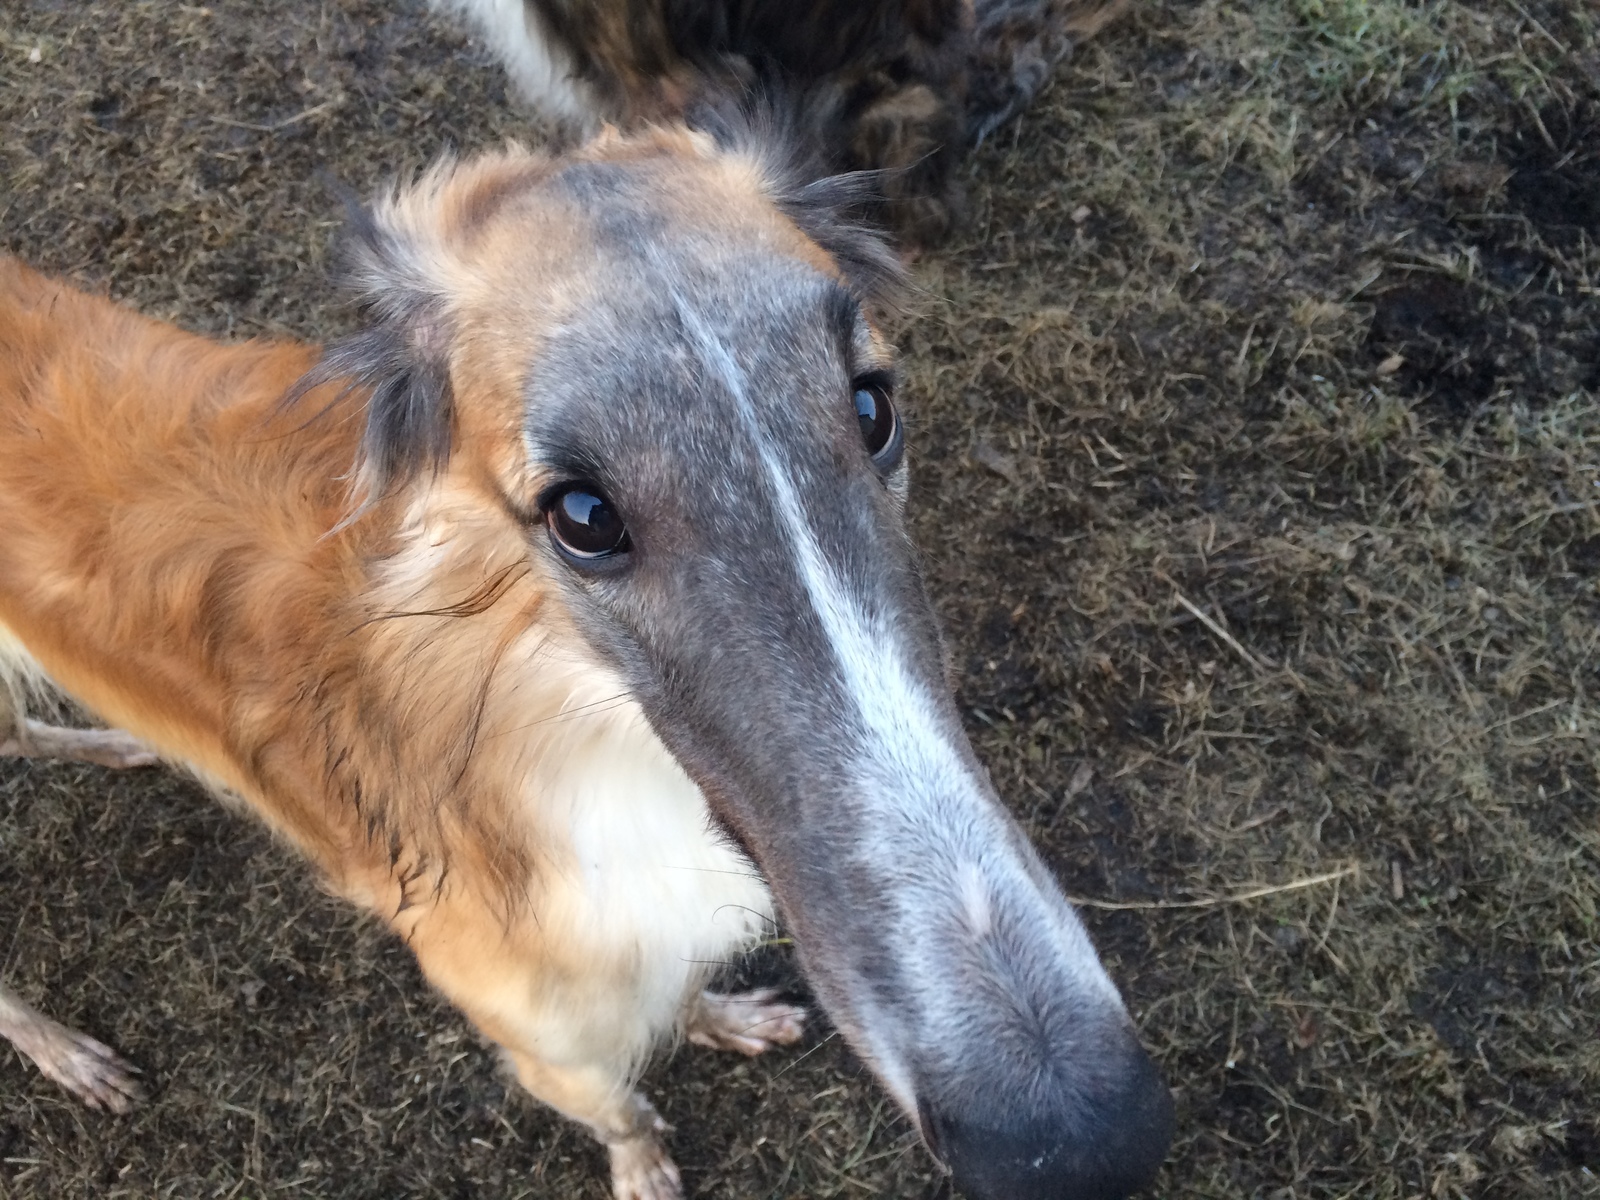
[921,1030,1174,1200]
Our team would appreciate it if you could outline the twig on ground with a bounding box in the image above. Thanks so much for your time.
[1068,864,1359,911]
[1159,573,1276,673]
[210,98,341,134]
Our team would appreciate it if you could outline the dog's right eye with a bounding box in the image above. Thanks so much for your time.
[852,374,902,470]
[546,486,631,560]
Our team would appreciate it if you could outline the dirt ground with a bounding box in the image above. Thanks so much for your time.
[2,1,1597,1197]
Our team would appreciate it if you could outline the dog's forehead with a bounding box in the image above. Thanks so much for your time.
[525,255,859,473]
[428,140,893,511]
[493,159,867,432]
[466,148,837,292]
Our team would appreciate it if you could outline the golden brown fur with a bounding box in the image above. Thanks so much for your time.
[0,130,812,1199]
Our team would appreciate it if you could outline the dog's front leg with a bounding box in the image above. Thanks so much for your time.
[500,1049,680,1200]
[402,892,693,1200]
[1,716,159,770]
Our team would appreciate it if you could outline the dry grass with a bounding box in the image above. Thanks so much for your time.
[2,1,1597,1197]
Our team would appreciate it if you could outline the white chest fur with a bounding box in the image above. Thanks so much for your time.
[465,646,777,1075]
[544,691,774,1001]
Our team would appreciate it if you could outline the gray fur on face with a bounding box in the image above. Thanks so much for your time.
[517,195,1170,1196]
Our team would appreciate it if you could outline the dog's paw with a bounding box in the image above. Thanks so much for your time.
[4,720,159,770]
[686,988,807,1057]
[608,1130,682,1200]
[13,1015,143,1113]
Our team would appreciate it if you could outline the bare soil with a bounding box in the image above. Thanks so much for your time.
[2,1,1597,1197]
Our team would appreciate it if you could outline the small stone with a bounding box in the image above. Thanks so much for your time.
[1438,161,1511,197]
[1063,761,1094,799]
[28,46,43,63]
[971,440,1020,483]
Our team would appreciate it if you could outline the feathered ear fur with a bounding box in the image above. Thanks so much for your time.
[691,95,910,319]
[772,170,909,318]
[285,184,457,507]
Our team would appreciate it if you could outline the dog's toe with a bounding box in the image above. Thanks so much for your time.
[17,1017,142,1112]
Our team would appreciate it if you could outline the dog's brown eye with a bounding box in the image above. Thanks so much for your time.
[547,486,630,559]
[854,379,900,463]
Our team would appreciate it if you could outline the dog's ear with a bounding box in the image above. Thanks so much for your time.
[775,170,908,318]
[288,193,455,505]
[694,97,908,319]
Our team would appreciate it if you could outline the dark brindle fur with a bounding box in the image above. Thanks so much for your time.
[440,0,1129,243]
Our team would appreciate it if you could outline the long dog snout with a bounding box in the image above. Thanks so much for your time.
[917,995,1174,1200]
[805,778,1176,1200]
[857,785,1177,1199]
[501,156,1175,1191]
[868,770,1176,1198]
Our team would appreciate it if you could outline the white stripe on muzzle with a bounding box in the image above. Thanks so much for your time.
[672,294,1125,1101]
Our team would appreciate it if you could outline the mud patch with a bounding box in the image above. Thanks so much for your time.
[1367,276,1498,416]
[1505,100,1600,244]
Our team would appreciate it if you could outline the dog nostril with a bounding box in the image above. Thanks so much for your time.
[923,1037,1175,1200]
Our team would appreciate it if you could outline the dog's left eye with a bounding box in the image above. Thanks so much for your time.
[853,377,901,467]
[546,486,631,560]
